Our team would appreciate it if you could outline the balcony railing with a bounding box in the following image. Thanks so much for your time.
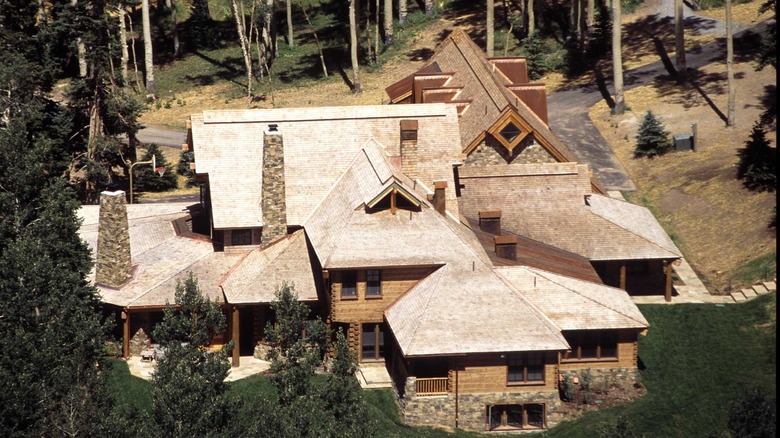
[415,377,449,396]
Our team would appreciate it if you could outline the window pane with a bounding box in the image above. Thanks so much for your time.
[507,356,524,382]
[526,404,544,428]
[488,406,503,430]
[499,122,522,143]
[366,269,381,296]
[231,229,252,245]
[361,324,376,359]
[341,271,357,297]
[527,354,544,381]
[600,331,618,358]
[506,405,523,428]
[378,326,385,358]
[581,332,598,358]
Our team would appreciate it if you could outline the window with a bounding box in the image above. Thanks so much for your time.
[366,269,381,297]
[341,271,357,298]
[231,229,252,246]
[507,353,544,384]
[499,121,522,144]
[563,330,618,360]
[361,323,385,361]
[486,404,545,431]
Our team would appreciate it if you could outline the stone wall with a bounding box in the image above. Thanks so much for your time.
[465,135,557,166]
[96,191,132,287]
[261,131,287,246]
[398,377,564,432]
[559,367,641,390]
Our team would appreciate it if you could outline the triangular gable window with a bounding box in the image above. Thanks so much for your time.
[488,110,532,152]
[500,121,522,144]
[366,182,423,215]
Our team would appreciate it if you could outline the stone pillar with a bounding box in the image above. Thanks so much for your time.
[261,126,287,246]
[96,191,133,287]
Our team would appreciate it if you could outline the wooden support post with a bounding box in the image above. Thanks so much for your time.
[664,261,673,302]
[390,187,397,215]
[122,309,130,359]
[232,306,240,367]
[619,263,627,290]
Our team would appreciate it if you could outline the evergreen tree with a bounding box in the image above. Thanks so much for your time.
[586,0,611,64]
[634,111,672,158]
[737,122,777,192]
[135,143,179,192]
[177,150,198,187]
[151,273,237,437]
[756,0,776,71]
[264,283,328,405]
[522,30,548,80]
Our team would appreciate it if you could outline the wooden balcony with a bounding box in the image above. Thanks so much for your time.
[415,377,449,396]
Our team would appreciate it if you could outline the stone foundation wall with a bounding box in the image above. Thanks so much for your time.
[559,367,641,390]
[398,377,564,432]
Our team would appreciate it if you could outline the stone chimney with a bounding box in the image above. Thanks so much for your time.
[494,235,518,261]
[400,119,418,178]
[432,181,447,215]
[261,124,287,246]
[95,191,133,288]
[478,210,501,235]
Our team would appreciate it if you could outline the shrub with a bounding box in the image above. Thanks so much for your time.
[598,415,639,438]
[737,122,776,192]
[634,111,672,158]
[561,374,576,402]
[581,370,594,404]
[727,388,776,438]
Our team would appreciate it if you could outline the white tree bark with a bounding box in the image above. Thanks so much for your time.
[528,0,535,35]
[287,0,294,46]
[230,0,253,102]
[384,0,393,44]
[350,0,361,92]
[71,0,87,77]
[675,0,687,81]
[612,0,625,114]
[142,0,155,92]
[119,6,129,86]
[166,0,180,57]
[487,0,494,56]
[726,0,735,126]
[399,0,407,24]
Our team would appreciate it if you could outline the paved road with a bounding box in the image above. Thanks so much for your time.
[135,125,187,148]
[548,14,768,191]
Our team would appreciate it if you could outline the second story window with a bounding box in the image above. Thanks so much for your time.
[366,269,381,297]
[341,270,357,299]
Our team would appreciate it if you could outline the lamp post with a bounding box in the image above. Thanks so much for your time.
[128,155,155,204]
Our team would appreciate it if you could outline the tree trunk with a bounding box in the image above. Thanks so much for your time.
[528,0,535,35]
[612,0,625,114]
[119,7,129,86]
[587,0,594,28]
[726,0,735,126]
[230,0,254,102]
[675,0,687,82]
[142,0,155,92]
[487,0,494,56]
[127,11,143,91]
[167,0,180,57]
[384,0,393,44]
[300,0,328,77]
[350,0,361,93]
[366,1,373,63]
[399,0,407,24]
[286,0,294,46]
[71,0,88,77]
[425,0,434,16]
[375,0,379,60]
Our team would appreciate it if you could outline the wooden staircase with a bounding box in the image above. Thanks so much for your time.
[730,280,776,302]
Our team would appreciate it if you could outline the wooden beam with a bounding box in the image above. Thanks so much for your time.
[664,261,673,302]
[232,306,240,367]
[619,263,627,290]
[122,309,130,359]
[390,187,397,215]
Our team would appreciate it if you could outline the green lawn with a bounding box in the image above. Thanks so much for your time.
[106,294,776,437]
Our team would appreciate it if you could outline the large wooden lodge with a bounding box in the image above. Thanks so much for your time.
[78,32,680,432]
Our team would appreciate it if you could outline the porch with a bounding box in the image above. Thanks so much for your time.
[125,354,271,381]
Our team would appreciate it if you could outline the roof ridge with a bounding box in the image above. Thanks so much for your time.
[492,268,568,346]
[526,267,648,327]
[403,266,447,355]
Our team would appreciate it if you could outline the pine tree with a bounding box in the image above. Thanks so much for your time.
[737,122,777,192]
[523,30,548,80]
[151,274,238,437]
[634,111,672,158]
[134,144,178,192]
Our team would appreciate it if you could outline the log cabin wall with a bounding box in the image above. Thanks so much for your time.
[329,266,435,323]
[559,329,639,371]
[449,352,559,394]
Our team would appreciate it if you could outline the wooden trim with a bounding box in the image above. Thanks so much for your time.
[665,260,673,302]
[231,306,240,367]
[619,264,627,290]
[123,309,130,359]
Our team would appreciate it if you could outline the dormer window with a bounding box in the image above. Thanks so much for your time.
[499,121,522,144]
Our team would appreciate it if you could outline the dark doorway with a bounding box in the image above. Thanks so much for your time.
[239,307,255,356]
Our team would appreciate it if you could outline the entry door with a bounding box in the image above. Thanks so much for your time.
[361,323,385,361]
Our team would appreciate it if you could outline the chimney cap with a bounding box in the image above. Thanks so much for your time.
[479,209,502,219]
[434,181,448,189]
[267,123,280,133]
[494,235,518,245]
[400,119,418,130]
[100,190,126,198]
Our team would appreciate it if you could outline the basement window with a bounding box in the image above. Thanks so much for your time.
[486,404,545,431]
[231,229,252,246]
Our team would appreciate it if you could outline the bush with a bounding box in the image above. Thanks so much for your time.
[727,388,776,438]
[737,122,776,192]
[561,374,576,402]
[598,415,639,438]
[581,370,594,404]
[634,111,672,158]
[134,144,178,192]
